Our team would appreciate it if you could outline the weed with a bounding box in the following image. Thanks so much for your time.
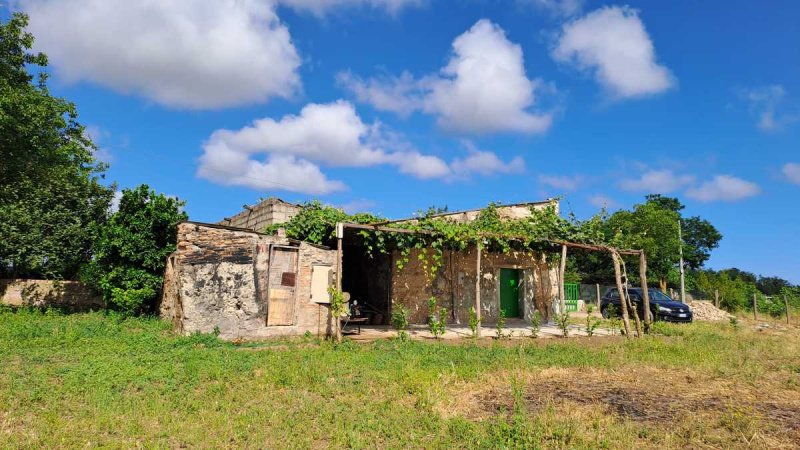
[468,307,479,338]
[606,304,621,335]
[427,296,446,339]
[729,316,739,330]
[495,310,508,339]
[391,304,410,341]
[530,310,542,338]
[584,306,601,337]
[555,311,570,337]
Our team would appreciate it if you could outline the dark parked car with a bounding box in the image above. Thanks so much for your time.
[600,288,693,323]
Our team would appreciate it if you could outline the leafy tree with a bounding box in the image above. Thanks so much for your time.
[575,195,721,289]
[606,200,681,290]
[757,276,792,296]
[0,13,114,279]
[645,195,722,270]
[82,185,187,315]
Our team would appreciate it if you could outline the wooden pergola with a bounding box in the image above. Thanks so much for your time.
[330,222,650,341]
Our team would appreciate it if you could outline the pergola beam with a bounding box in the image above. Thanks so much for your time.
[339,223,643,255]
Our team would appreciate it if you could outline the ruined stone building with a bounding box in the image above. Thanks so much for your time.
[217,197,300,232]
[159,198,561,340]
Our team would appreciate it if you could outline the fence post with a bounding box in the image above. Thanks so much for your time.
[596,283,601,307]
[714,289,719,308]
[785,294,790,324]
[753,293,758,321]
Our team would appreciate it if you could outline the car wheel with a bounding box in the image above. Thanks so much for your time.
[601,307,610,319]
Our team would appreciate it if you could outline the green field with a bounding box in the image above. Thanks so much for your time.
[1,309,799,449]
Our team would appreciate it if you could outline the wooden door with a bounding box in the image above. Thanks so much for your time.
[266,246,299,326]
[500,269,521,318]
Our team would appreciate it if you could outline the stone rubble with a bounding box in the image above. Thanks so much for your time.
[687,300,733,322]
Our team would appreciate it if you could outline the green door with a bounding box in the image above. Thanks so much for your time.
[499,269,521,318]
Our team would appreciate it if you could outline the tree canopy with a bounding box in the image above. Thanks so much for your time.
[82,185,187,315]
[0,13,114,279]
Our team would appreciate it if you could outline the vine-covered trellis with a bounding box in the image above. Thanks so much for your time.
[270,201,651,341]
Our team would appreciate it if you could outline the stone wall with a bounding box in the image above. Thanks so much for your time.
[390,246,558,324]
[0,279,103,310]
[218,197,301,232]
[160,222,336,340]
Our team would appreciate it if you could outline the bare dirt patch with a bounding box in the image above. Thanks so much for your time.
[442,366,800,447]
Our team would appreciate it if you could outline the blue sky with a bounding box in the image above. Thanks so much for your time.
[7,1,800,282]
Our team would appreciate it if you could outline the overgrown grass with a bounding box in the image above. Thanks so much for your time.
[1,309,798,448]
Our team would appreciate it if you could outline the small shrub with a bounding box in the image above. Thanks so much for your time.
[584,306,601,337]
[606,304,621,335]
[729,316,739,330]
[555,311,570,337]
[495,310,508,339]
[427,296,446,339]
[529,310,542,338]
[468,306,479,338]
[391,304,410,341]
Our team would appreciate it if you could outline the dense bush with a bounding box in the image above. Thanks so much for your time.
[82,185,186,315]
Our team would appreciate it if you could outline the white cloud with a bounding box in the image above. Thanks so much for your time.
[685,175,760,202]
[199,101,522,194]
[336,71,423,117]
[278,0,423,17]
[619,169,695,194]
[552,6,674,99]
[21,0,301,110]
[198,102,526,193]
[339,199,377,214]
[739,85,799,132]
[339,19,553,134]
[109,190,123,213]
[392,152,452,179]
[518,0,584,17]
[539,174,582,191]
[450,143,525,178]
[588,194,619,210]
[782,163,800,185]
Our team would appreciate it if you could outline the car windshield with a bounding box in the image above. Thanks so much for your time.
[648,290,673,302]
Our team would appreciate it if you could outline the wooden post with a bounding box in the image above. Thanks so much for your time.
[753,292,758,321]
[611,251,632,338]
[559,244,567,315]
[639,251,651,332]
[596,283,601,307]
[715,289,719,308]
[785,295,790,324]
[475,240,482,338]
[328,223,344,342]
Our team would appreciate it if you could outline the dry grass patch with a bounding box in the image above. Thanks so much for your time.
[442,364,800,448]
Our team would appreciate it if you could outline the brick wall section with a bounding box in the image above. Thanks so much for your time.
[160,222,336,340]
[218,198,301,232]
[391,246,558,324]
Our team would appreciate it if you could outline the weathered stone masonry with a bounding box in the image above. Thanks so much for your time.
[391,246,559,324]
[160,222,336,340]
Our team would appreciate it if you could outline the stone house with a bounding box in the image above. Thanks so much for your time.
[159,199,561,339]
[160,222,337,340]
